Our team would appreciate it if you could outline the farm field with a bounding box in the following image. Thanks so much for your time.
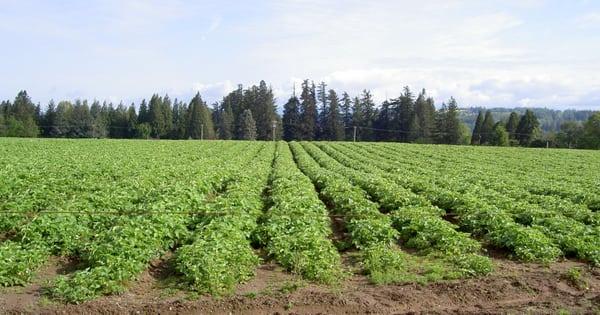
[0,138,599,314]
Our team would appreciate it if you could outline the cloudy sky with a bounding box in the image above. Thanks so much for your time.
[1,0,600,109]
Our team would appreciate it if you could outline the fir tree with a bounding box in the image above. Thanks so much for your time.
[138,99,149,124]
[321,89,344,140]
[414,89,436,143]
[282,95,301,141]
[186,93,215,139]
[505,112,519,139]
[238,109,257,140]
[394,86,416,142]
[127,104,138,138]
[471,111,484,145]
[218,101,234,140]
[480,111,495,144]
[299,80,318,140]
[580,112,600,149]
[316,81,328,139]
[90,100,109,138]
[359,90,376,141]
[351,96,364,140]
[491,123,509,146]
[340,92,353,140]
[516,109,541,146]
[374,100,393,141]
[436,97,461,144]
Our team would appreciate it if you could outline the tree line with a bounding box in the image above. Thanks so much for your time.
[470,109,600,149]
[1,80,599,149]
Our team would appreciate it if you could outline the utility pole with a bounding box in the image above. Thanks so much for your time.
[272,120,277,141]
[200,123,204,140]
[353,126,357,142]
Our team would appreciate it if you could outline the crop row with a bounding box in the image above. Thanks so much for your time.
[1,141,237,288]
[327,143,562,263]
[257,141,343,283]
[360,143,599,265]
[308,142,492,276]
[290,142,469,284]
[376,143,599,225]
[174,142,275,295]
[50,142,260,303]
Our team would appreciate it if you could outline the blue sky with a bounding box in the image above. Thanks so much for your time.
[1,0,600,109]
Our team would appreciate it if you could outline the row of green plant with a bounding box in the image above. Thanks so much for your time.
[309,142,492,276]
[377,142,600,212]
[376,143,599,226]
[369,143,600,265]
[289,142,462,284]
[48,142,256,303]
[257,142,343,283]
[329,142,562,263]
[174,143,275,295]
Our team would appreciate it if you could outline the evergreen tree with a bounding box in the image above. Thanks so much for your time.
[9,91,39,137]
[436,97,461,144]
[359,90,376,141]
[162,95,173,138]
[42,100,58,137]
[253,81,279,140]
[282,95,301,141]
[186,93,214,139]
[148,94,165,138]
[505,112,519,139]
[579,112,600,149]
[393,86,416,142]
[90,100,109,138]
[340,92,353,140]
[0,109,4,136]
[218,101,234,140]
[516,109,541,146]
[414,89,436,142]
[471,111,484,145]
[109,102,129,138]
[53,101,72,137]
[374,100,393,141]
[126,104,138,138]
[480,110,495,144]
[299,80,318,140]
[351,96,364,140]
[491,123,509,146]
[138,99,149,124]
[238,109,257,140]
[316,81,328,139]
[171,99,187,139]
[70,100,94,137]
[321,89,344,140]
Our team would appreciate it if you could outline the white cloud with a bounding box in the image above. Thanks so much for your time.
[576,12,600,28]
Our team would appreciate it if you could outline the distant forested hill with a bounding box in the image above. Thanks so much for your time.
[460,107,596,132]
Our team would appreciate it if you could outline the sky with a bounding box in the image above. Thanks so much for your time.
[1,0,600,110]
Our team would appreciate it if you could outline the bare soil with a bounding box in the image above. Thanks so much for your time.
[0,254,598,315]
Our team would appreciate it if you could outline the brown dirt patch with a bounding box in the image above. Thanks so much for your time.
[1,255,598,315]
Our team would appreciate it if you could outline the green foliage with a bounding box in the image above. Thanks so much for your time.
[480,111,495,144]
[176,223,260,295]
[260,142,343,284]
[580,112,600,149]
[238,109,257,140]
[1,138,598,306]
[516,109,542,146]
[491,123,509,146]
[174,143,274,294]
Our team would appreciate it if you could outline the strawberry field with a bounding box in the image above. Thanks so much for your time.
[0,138,598,313]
